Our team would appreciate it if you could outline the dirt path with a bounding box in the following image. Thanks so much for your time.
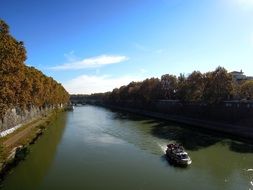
[2,119,44,148]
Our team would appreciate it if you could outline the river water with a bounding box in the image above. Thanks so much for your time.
[1,105,253,190]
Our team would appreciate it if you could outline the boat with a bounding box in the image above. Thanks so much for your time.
[165,143,192,166]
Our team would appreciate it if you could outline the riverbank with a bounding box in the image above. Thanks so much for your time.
[94,103,253,143]
[0,109,63,181]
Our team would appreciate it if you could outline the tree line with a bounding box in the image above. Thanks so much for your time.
[83,67,253,104]
[0,20,69,118]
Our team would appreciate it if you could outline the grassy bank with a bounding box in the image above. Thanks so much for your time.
[0,109,63,179]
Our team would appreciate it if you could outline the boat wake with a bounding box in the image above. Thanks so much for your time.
[158,141,177,154]
[158,143,168,154]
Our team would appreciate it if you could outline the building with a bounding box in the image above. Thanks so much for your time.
[230,70,253,82]
[230,70,247,81]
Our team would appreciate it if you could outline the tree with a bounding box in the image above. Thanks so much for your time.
[81,67,241,105]
[139,78,162,102]
[0,19,26,116]
[127,82,142,101]
[203,67,233,103]
[0,20,69,119]
[0,20,9,34]
[184,71,204,102]
[176,74,187,101]
[161,74,178,99]
[240,80,253,100]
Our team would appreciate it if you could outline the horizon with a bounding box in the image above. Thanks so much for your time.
[1,0,253,94]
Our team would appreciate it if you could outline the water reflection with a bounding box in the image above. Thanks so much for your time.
[84,133,125,145]
[0,112,68,190]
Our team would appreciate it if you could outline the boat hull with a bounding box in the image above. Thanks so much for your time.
[166,153,191,166]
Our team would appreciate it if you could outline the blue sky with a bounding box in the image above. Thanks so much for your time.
[1,0,253,94]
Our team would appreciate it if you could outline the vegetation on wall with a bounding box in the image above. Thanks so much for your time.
[0,20,69,118]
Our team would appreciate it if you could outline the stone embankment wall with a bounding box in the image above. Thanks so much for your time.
[0,105,64,134]
[100,100,253,126]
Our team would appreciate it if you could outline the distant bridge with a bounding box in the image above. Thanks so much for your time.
[70,96,100,105]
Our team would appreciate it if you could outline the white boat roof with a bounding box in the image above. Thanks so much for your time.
[175,151,188,155]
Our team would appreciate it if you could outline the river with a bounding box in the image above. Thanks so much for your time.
[1,105,253,190]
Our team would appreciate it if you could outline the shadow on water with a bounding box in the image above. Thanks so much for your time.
[150,121,253,153]
[102,107,147,122]
[229,141,253,153]
[107,107,253,153]
[0,112,68,190]
[150,121,222,151]
[112,112,145,122]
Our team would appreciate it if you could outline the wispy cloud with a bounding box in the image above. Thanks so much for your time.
[50,54,129,70]
[64,74,144,94]
[64,50,78,62]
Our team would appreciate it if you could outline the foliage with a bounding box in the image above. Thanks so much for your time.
[161,74,177,99]
[78,67,253,104]
[0,20,69,118]
[139,78,162,101]
[184,71,204,102]
[240,80,253,100]
[202,67,234,103]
